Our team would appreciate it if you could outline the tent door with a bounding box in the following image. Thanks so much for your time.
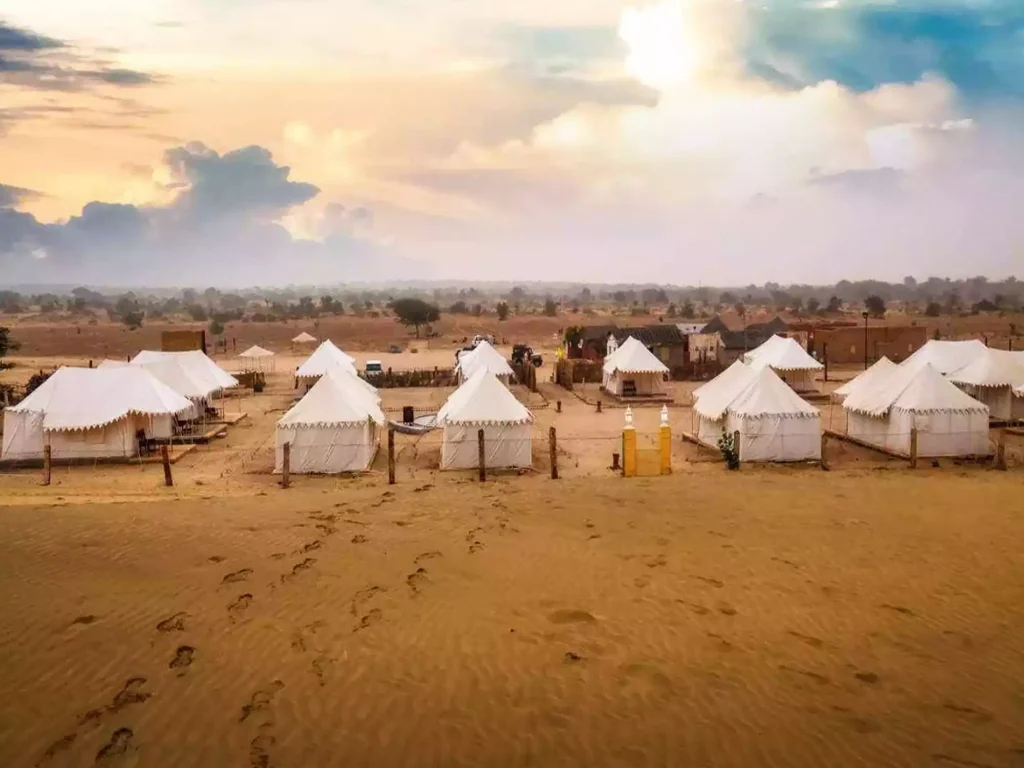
[622,379,637,397]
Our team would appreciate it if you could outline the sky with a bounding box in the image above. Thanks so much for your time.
[1,0,1023,287]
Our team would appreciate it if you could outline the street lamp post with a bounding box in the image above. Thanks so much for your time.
[861,310,869,370]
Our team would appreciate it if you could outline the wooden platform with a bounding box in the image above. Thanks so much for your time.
[824,429,909,459]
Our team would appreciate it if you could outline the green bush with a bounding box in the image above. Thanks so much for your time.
[718,431,740,470]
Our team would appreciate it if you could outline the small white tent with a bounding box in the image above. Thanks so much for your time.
[2,367,192,462]
[833,357,896,403]
[292,331,317,345]
[437,370,533,470]
[843,362,990,457]
[296,340,356,382]
[239,345,275,373]
[743,335,822,392]
[456,340,514,384]
[602,337,670,397]
[694,364,821,462]
[900,339,987,375]
[275,369,384,474]
[948,348,1024,421]
[136,357,220,427]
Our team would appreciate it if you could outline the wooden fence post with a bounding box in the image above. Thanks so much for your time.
[995,429,1007,471]
[42,444,51,486]
[282,442,291,488]
[909,428,918,469]
[388,428,396,484]
[556,400,562,413]
[161,445,173,487]
[733,430,741,468]
[549,427,558,480]
[820,433,829,471]
[477,428,486,482]
[596,400,602,413]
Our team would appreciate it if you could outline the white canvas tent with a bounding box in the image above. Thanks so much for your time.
[2,367,192,462]
[131,350,238,392]
[292,331,317,345]
[136,357,220,427]
[296,340,356,382]
[456,340,514,384]
[436,370,533,470]
[743,335,822,392]
[602,337,670,397]
[275,369,384,474]
[833,357,896,403]
[239,345,275,373]
[947,348,1024,421]
[692,359,749,402]
[694,364,821,462]
[843,362,990,457]
[900,339,987,375]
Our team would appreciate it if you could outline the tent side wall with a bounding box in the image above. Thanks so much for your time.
[1013,393,1024,421]
[441,423,532,470]
[604,371,664,397]
[725,413,821,462]
[275,423,377,474]
[847,408,990,457]
[776,368,818,393]
[696,414,726,450]
[1,410,45,461]
[969,386,1012,421]
[48,417,139,460]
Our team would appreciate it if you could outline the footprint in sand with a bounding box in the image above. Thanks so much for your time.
[169,646,195,674]
[222,568,253,585]
[634,575,651,589]
[36,733,76,766]
[707,632,734,651]
[414,551,442,565]
[249,723,275,768]
[279,559,316,584]
[311,657,334,688]
[240,681,284,722]
[350,586,385,616]
[315,524,338,537]
[269,553,287,561]
[787,630,823,648]
[779,665,830,686]
[880,603,916,617]
[110,678,152,713]
[855,671,880,685]
[694,576,725,588]
[406,568,430,594]
[645,554,667,568]
[468,541,484,554]
[351,534,368,544]
[228,594,253,620]
[717,603,738,616]
[156,612,188,633]
[300,540,322,554]
[677,600,710,616]
[355,609,383,631]
[71,615,99,626]
[290,621,325,652]
[208,555,226,564]
[95,728,133,763]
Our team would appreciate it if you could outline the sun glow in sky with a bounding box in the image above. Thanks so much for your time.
[0,0,1022,285]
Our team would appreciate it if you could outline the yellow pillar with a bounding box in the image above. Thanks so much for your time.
[622,406,637,478]
[623,428,637,477]
[660,426,672,475]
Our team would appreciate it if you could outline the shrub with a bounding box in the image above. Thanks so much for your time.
[718,431,740,470]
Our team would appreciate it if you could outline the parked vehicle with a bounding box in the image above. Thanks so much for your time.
[365,360,383,374]
[511,344,543,367]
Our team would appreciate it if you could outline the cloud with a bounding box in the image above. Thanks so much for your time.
[0,142,418,285]
[0,183,40,207]
[0,20,158,91]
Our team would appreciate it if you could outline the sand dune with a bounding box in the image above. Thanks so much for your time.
[1,472,1023,767]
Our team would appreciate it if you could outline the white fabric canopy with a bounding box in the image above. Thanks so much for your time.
[437,370,533,470]
[292,332,317,344]
[239,345,274,359]
[948,348,1024,388]
[834,357,896,401]
[296,340,357,380]
[900,339,988,375]
[744,335,822,371]
[132,350,238,391]
[844,361,989,417]
[694,366,821,462]
[97,359,129,368]
[2,367,193,461]
[457,341,514,381]
[602,337,669,374]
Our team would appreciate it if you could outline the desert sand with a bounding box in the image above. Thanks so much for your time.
[1,471,1024,768]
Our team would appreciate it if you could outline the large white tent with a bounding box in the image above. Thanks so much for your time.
[833,357,896,403]
[843,362,990,457]
[132,350,237,391]
[296,340,357,382]
[456,340,514,384]
[239,345,276,373]
[437,369,533,470]
[2,367,192,462]
[693,360,749,402]
[694,364,821,462]
[602,337,670,397]
[900,339,987,375]
[275,369,384,474]
[135,357,220,426]
[743,335,823,392]
[947,348,1024,422]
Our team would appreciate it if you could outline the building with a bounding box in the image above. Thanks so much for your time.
[810,325,928,365]
[573,323,688,371]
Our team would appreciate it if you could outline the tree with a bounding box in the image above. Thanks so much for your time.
[680,301,695,318]
[390,298,440,337]
[209,318,225,336]
[186,304,208,322]
[733,301,746,320]
[806,297,821,314]
[666,303,677,318]
[543,297,557,317]
[449,300,470,315]
[496,301,510,321]
[826,295,842,313]
[320,295,337,313]
[122,310,145,330]
[719,291,737,305]
[924,301,942,317]
[471,303,483,317]
[972,299,998,313]
[864,295,886,317]
[297,296,317,318]
[0,326,11,359]
[791,297,805,314]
